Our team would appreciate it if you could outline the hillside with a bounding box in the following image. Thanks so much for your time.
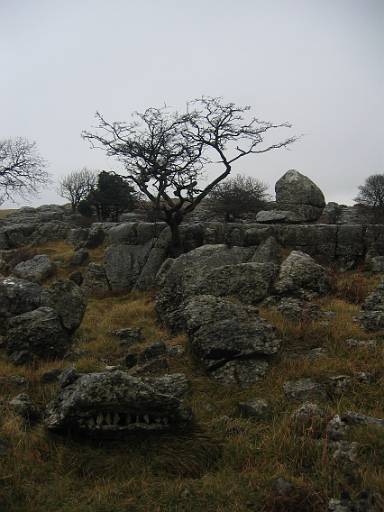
[1,232,384,511]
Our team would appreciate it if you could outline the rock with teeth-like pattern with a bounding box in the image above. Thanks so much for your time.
[44,370,192,435]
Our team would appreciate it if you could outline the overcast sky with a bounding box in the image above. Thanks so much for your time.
[1,0,383,207]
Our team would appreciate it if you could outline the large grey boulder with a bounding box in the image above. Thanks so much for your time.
[6,307,71,364]
[156,244,253,329]
[0,277,42,319]
[44,370,192,435]
[275,169,325,221]
[250,236,281,264]
[12,254,55,283]
[358,280,384,330]
[184,294,280,384]
[41,280,87,333]
[274,250,330,296]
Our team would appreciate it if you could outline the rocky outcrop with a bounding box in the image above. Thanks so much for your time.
[275,169,325,221]
[155,244,253,329]
[44,370,192,435]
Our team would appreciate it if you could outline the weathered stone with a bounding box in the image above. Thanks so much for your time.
[41,280,86,333]
[44,371,193,435]
[341,411,384,429]
[6,307,71,363]
[250,236,281,264]
[255,210,302,223]
[81,263,110,295]
[238,399,270,419]
[291,402,326,434]
[210,359,270,387]
[156,244,254,330]
[328,491,384,512]
[12,254,55,283]
[283,378,326,401]
[69,271,83,286]
[70,248,89,266]
[111,327,144,346]
[41,368,63,383]
[196,262,278,305]
[184,295,280,382]
[275,250,330,296]
[275,169,325,221]
[326,415,349,441]
[0,277,42,319]
[359,280,384,330]
[9,393,40,423]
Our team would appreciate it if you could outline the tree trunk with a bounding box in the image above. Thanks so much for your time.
[166,211,184,257]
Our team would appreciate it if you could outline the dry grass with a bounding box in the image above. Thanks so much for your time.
[1,257,384,510]
[0,208,16,219]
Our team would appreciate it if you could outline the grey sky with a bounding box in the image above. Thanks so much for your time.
[1,0,383,207]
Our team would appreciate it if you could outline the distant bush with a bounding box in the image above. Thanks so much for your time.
[207,174,270,221]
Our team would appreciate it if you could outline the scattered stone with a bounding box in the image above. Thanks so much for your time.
[346,338,377,349]
[359,280,384,331]
[81,263,110,295]
[131,357,169,376]
[6,307,71,363]
[276,297,325,322]
[211,359,270,387]
[255,210,302,223]
[138,341,167,362]
[326,375,352,397]
[184,294,280,385]
[0,276,42,318]
[238,399,270,419]
[291,402,326,435]
[70,248,89,266]
[275,251,330,297]
[9,393,40,423]
[41,368,63,383]
[111,327,144,346]
[167,344,185,357]
[341,411,384,429]
[69,271,83,286]
[271,477,295,497]
[250,236,281,264]
[12,254,55,283]
[369,256,384,273]
[307,347,328,360]
[45,371,192,435]
[326,415,349,441]
[283,378,326,401]
[58,367,79,388]
[328,491,384,512]
[41,280,87,333]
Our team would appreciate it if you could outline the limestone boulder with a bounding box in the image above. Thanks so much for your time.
[274,250,330,296]
[41,280,87,333]
[184,294,280,383]
[6,307,71,364]
[0,277,42,320]
[44,370,192,435]
[275,169,325,221]
[12,254,55,283]
[156,244,253,330]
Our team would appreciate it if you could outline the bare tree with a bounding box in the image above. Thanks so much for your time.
[82,96,296,251]
[207,174,270,221]
[0,137,49,204]
[58,167,98,211]
[355,173,384,223]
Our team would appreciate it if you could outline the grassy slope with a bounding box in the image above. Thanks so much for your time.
[0,243,384,511]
